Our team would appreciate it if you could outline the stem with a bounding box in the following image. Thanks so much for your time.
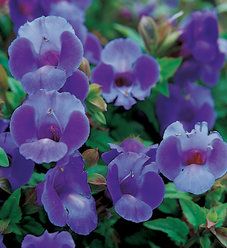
[184,234,200,248]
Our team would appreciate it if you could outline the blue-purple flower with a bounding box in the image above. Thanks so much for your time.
[0,235,6,248]
[157,121,227,194]
[105,148,164,222]
[10,90,90,164]
[0,132,34,190]
[175,11,225,86]
[40,154,97,235]
[156,83,216,134]
[102,138,158,168]
[8,16,83,94]
[92,38,160,110]
[22,230,75,248]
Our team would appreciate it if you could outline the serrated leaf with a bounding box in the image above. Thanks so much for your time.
[144,217,189,245]
[0,147,9,167]
[180,199,206,230]
[158,198,178,215]
[22,216,44,236]
[212,203,227,228]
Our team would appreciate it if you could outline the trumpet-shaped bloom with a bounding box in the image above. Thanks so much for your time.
[0,132,34,190]
[102,138,158,169]
[22,230,75,248]
[156,83,216,134]
[106,152,164,223]
[175,11,225,86]
[40,154,98,235]
[10,90,89,164]
[92,38,160,109]
[9,16,83,94]
[157,122,227,194]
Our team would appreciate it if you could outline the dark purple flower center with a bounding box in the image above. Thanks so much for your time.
[40,50,60,67]
[115,76,132,87]
[50,125,60,142]
[184,149,206,165]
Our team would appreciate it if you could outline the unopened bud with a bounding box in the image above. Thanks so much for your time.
[138,16,158,53]
[0,65,8,91]
[82,148,99,166]
[79,57,91,77]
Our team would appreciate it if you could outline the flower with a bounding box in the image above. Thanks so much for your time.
[157,121,227,194]
[10,90,90,164]
[9,0,43,32]
[0,132,34,190]
[60,69,89,102]
[8,16,83,94]
[102,138,158,168]
[156,83,216,134]
[22,230,75,248]
[175,11,225,86]
[84,33,102,65]
[0,235,6,248]
[105,151,164,223]
[92,38,160,110]
[39,154,98,235]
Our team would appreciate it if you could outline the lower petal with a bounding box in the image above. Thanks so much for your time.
[22,66,67,94]
[174,165,215,195]
[63,194,98,235]
[115,194,153,223]
[19,139,68,164]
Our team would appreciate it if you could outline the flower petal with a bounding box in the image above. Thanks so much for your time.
[174,165,215,195]
[20,139,68,164]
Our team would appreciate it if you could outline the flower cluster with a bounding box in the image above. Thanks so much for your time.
[175,11,225,86]
[0,1,227,247]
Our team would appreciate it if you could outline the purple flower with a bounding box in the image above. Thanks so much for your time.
[22,230,75,248]
[92,38,160,110]
[156,83,216,134]
[0,235,6,248]
[49,1,87,43]
[0,119,9,133]
[8,16,83,94]
[102,138,158,168]
[0,132,34,190]
[84,33,102,65]
[60,69,89,102]
[10,90,90,164]
[175,11,225,86]
[9,0,43,32]
[105,151,164,223]
[157,121,227,194]
[40,154,97,235]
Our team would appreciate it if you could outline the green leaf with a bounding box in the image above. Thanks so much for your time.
[0,147,9,167]
[22,216,44,236]
[211,203,227,228]
[0,189,22,234]
[154,80,169,97]
[158,57,182,81]
[165,183,192,200]
[144,217,189,245]
[86,129,114,152]
[0,189,22,223]
[179,199,206,230]
[200,234,211,248]
[114,24,145,49]
[158,198,178,215]
[211,227,227,247]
